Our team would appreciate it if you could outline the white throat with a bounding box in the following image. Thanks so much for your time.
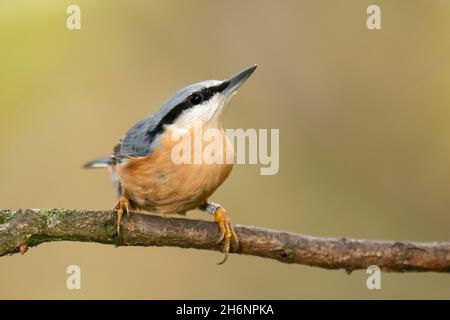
[171,93,233,129]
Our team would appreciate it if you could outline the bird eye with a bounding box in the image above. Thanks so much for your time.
[189,93,204,105]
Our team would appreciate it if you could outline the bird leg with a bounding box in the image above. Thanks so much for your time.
[114,196,130,236]
[201,203,239,264]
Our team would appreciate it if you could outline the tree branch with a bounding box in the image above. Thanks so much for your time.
[0,209,448,273]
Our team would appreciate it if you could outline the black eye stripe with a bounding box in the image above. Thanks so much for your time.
[147,82,228,141]
[189,93,204,105]
[187,82,226,105]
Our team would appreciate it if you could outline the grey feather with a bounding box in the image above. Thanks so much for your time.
[118,115,161,158]
[83,156,115,169]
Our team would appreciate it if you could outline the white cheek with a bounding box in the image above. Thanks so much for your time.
[174,95,225,127]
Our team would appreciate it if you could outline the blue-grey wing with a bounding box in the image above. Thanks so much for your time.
[115,114,162,159]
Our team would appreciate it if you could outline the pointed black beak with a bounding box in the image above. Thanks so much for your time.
[221,65,257,96]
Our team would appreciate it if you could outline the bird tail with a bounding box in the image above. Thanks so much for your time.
[83,156,115,169]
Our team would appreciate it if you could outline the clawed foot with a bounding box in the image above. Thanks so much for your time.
[213,207,239,265]
[114,196,130,236]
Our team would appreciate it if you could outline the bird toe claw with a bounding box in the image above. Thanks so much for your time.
[114,197,131,236]
[214,207,239,265]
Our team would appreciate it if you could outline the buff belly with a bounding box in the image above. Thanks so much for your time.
[115,126,234,214]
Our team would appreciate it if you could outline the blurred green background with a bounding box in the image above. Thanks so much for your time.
[0,0,449,299]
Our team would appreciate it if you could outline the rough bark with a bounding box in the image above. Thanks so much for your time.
[0,209,449,273]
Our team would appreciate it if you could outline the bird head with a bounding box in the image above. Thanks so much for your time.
[159,65,257,129]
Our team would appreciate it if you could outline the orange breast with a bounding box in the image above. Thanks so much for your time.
[116,124,234,214]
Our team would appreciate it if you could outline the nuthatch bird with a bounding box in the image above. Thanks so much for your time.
[84,65,257,264]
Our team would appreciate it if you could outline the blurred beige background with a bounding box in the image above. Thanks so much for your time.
[0,0,449,299]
